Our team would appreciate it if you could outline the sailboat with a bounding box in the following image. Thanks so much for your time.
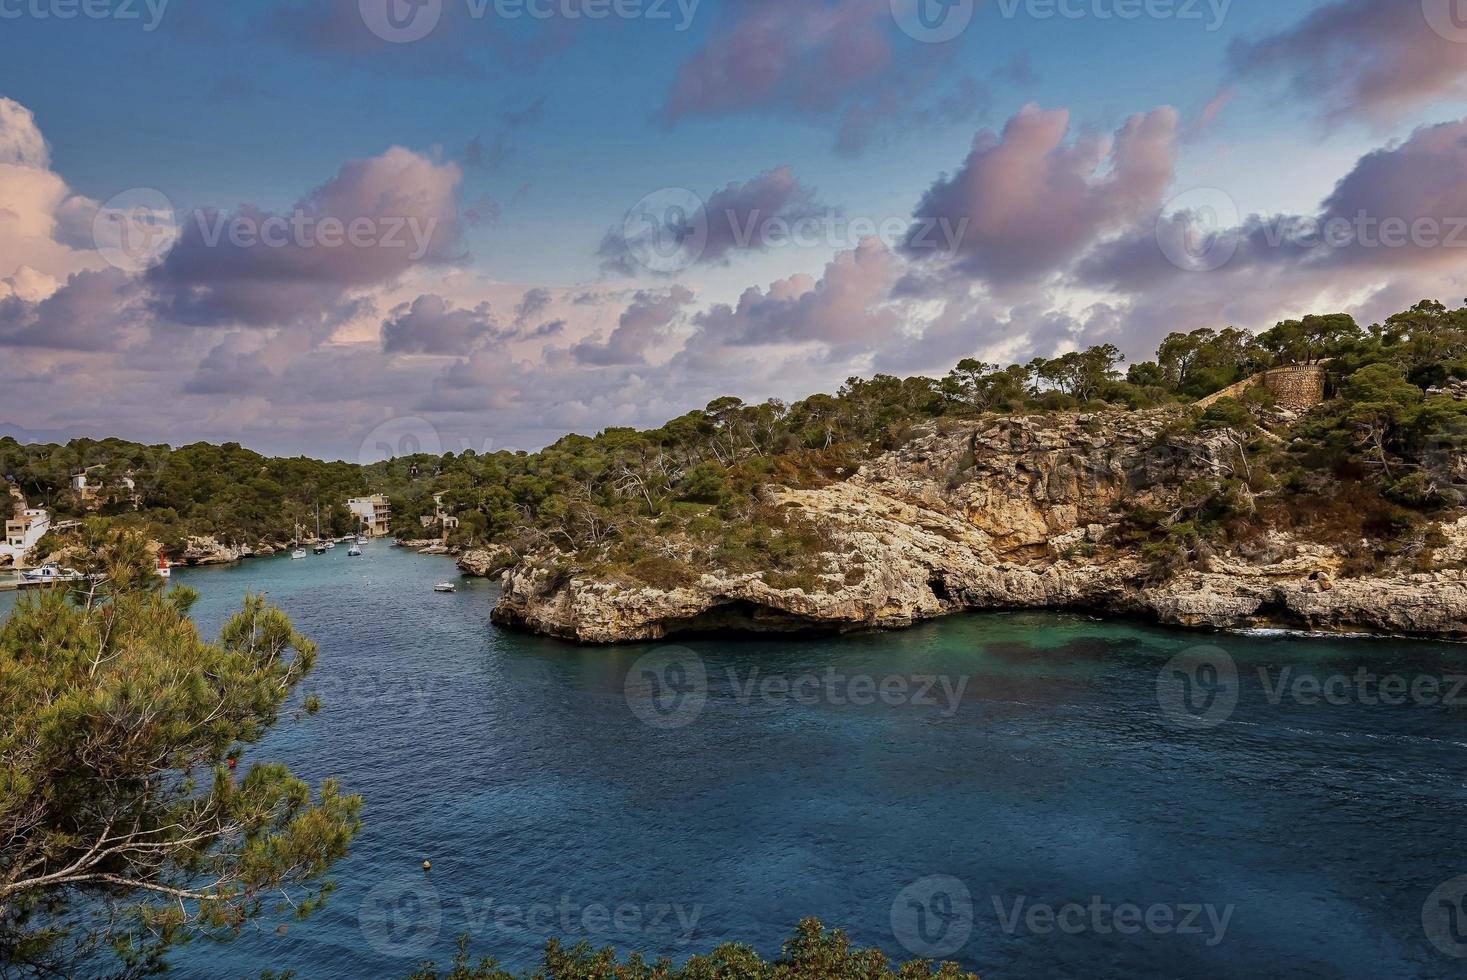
[313,506,327,554]
[347,531,363,557]
[291,523,307,560]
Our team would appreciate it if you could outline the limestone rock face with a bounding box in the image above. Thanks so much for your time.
[490,411,1467,642]
[1145,572,1467,636]
[491,478,1148,644]
[182,536,257,566]
[458,546,512,577]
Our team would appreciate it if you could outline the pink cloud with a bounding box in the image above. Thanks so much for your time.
[572,286,694,365]
[1230,0,1467,124]
[905,104,1180,286]
[599,166,827,275]
[690,237,902,351]
[661,0,894,122]
[148,147,464,327]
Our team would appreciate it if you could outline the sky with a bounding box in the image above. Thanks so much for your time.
[4,0,1467,460]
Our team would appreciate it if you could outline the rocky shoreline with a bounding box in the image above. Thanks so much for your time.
[478,411,1467,643]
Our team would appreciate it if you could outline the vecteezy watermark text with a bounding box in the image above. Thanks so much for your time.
[892,0,1228,43]
[0,0,168,29]
[90,189,442,273]
[890,875,1235,959]
[1158,644,1467,728]
[1258,667,1467,708]
[359,876,703,960]
[624,647,970,729]
[469,0,698,28]
[994,0,1230,30]
[1157,186,1467,274]
[358,0,698,44]
[619,186,969,274]
[190,210,439,260]
[727,667,969,717]
[727,211,969,254]
[992,895,1234,947]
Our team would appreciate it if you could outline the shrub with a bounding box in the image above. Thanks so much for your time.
[1199,397,1253,431]
[407,918,979,979]
[629,555,698,590]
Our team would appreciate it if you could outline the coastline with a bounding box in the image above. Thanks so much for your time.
[480,412,1467,646]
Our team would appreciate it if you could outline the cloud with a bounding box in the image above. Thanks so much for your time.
[0,98,50,168]
[598,166,826,275]
[0,98,102,284]
[903,104,1179,288]
[183,333,277,395]
[689,237,902,352]
[1185,88,1233,142]
[658,0,997,154]
[0,269,144,351]
[383,294,499,355]
[147,147,463,327]
[571,286,694,365]
[1229,0,1467,124]
[660,0,893,123]
[14,72,1467,464]
[834,53,1038,158]
[513,287,552,326]
[265,0,577,74]
[1312,115,1467,271]
[1081,114,1467,294]
[466,97,546,172]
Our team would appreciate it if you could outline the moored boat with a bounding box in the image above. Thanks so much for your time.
[20,564,83,583]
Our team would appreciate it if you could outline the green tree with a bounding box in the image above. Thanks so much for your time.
[408,918,978,979]
[0,531,361,976]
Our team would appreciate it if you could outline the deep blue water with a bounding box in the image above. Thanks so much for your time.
[8,544,1467,978]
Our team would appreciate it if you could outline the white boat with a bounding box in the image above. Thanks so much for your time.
[434,582,457,593]
[347,541,363,557]
[326,541,336,550]
[292,548,307,560]
[20,564,82,583]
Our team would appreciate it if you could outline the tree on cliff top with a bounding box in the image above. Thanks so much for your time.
[409,918,979,979]
[0,529,361,976]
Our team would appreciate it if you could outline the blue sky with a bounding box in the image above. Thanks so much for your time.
[2,0,1345,281]
[3,0,1467,457]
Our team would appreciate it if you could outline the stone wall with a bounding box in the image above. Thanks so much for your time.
[1195,364,1327,412]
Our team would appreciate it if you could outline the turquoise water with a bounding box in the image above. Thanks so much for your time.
[7,545,1467,978]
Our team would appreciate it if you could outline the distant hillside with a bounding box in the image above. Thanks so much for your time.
[0,437,434,559]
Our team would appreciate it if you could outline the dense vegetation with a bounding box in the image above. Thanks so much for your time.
[0,529,360,976]
[409,919,976,980]
[10,300,1467,581]
[399,299,1467,586]
[0,440,424,558]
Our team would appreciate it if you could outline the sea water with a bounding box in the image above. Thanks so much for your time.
[7,544,1465,978]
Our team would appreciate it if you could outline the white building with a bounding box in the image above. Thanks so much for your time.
[348,495,392,538]
[2,509,51,565]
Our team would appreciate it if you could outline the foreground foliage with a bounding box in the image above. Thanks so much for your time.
[0,530,360,976]
[409,919,977,980]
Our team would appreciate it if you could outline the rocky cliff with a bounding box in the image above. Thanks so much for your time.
[488,410,1467,642]
[180,536,285,565]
